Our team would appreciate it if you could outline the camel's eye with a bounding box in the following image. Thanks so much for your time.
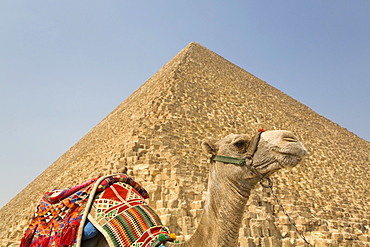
[233,141,247,152]
[234,141,245,148]
[231,136,249,152]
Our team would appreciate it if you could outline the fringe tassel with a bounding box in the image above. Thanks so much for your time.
[20,232,34,247]
[61,225,77,246]
[41,236,50,247]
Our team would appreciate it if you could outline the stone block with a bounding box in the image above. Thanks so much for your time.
[156,200,166,209]
[332,232,343,242]
[282,238,293,247]
[359,235,370,242]
[190,200,204,210]
[250,220,263,237]
[279,216,291,225]
[343,232,357,240]
[238,237,256,247]
[189,209,202,218]
[167,199,179,208]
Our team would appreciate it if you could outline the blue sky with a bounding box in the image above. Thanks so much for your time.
[0,1,369,208]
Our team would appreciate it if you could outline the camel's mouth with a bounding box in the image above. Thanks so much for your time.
[253,152,304,173]
[275,151,305,167]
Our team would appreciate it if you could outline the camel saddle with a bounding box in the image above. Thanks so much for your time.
[20,174,171,247]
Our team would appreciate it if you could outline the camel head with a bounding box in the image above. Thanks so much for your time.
[202,130,307,188]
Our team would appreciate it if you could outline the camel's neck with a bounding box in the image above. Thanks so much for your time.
[167,166,253,247]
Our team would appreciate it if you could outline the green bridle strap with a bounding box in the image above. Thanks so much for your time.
[210,154,266,181]
[210,131,267,180]
[211,155,246,166]
[210,131,264,166]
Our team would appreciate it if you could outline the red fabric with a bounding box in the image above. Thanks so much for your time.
[41,236,50,247]
[20,228,35,247]
[61,225,77,246]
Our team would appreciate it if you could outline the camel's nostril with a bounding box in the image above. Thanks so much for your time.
[283,137,297,142]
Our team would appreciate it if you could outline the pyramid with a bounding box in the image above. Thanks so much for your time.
[1,42,369,246]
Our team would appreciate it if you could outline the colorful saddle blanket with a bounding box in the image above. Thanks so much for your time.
[20,174,171,247]
[89,181,170,247]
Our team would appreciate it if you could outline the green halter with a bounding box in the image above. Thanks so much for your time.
[210,130,268,181]
[211,155,246,166]
[211,130,263,164]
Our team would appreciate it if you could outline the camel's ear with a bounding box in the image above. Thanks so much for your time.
[201,138,218,155]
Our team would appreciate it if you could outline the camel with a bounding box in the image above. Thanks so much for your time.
[21,130,307,247]
[167,130,307,247]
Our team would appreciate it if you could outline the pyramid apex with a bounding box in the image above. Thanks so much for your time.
[185,42,203,48]
[178,42,210,55]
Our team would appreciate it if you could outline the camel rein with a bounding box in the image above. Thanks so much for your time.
[261,180,313,246]
[210,131,313,246]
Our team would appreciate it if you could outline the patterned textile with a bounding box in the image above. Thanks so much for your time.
[43,178,97,203]
[20,174,150,247]
[89,182,170,247]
